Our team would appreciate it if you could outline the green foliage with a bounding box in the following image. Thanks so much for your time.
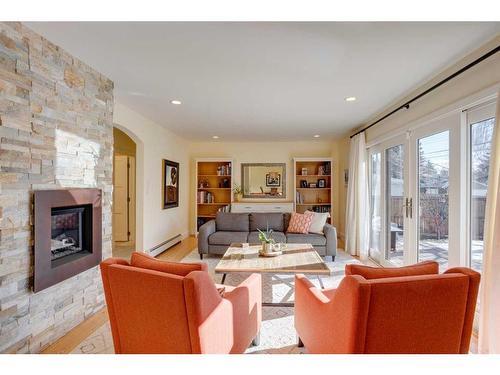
[257,228,275,244]
[233,184,242,194]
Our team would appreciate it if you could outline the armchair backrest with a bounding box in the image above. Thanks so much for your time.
[100,256,230,354]
[331,266,480,354]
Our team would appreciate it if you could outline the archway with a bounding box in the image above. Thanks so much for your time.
[112,126,139,258]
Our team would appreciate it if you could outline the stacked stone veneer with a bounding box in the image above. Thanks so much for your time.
[0,22,113,353]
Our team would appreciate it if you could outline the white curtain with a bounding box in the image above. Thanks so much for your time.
[345,132,370,259]
[479,92,500,354]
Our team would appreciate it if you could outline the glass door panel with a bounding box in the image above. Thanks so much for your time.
[369,152,382,259]
[417,131,450,269]
[385,144,405,266]
[470,116,495,272]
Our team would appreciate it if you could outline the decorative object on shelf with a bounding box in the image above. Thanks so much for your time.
[198,179,209,188]
[265,172,281,187]
[163,159,179,209]
[233,184,243,202]
[301,168,308,176]
[300,180,308,188]
[318,178,326,188]
[309,183,317,188]
[221,178,230,188]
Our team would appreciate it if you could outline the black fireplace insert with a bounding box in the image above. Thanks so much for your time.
[34,189,102,292]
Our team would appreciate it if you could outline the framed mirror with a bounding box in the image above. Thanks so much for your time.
[241,163,286,199]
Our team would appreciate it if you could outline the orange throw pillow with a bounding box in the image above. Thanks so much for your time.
[130,251,207,276]
[286,212,314,234]
[345,261,439,279]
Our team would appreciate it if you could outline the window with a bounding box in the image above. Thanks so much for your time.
[369,152,382,258]
[365,95,496,271]
[469,116,495,272]
[417,131,450,269]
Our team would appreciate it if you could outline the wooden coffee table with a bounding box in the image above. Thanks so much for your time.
[215,243,331,307]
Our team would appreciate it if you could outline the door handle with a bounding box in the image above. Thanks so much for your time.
[404,197,413,219]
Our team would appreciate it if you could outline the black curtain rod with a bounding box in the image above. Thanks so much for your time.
[350,44,500,139]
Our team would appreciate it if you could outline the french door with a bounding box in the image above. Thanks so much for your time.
[408,118,459,269]
[368,99,496,269]
[368,135,408,267]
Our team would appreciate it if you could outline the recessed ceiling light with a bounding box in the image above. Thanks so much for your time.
[212,135,219,139]
[345,96,357,102]
[170,100,182,105]
[314,135,320,138]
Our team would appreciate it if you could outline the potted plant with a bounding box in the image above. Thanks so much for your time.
[233,184,243,202]
[258,225,275,254]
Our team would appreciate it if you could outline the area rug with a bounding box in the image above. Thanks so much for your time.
[71,248,370,354]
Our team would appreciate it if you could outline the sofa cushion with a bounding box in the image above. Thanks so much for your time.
[286,212,314,234]
[209,231,248,246]
[283,213,291,231]
[247,231,286,244]
[286,233,326,246]
[305,210,330,234]
[249,213,285,232]
[216,212,249,232]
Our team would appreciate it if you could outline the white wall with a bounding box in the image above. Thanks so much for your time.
[114,102,190,251]
[361,36,500,143]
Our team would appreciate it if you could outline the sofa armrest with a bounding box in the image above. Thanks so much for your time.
[198,219,216,255]
[323,224,337,257]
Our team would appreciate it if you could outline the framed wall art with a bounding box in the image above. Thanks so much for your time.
[163,159,179,209]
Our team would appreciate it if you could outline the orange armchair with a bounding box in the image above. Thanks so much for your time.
[100,252,261,354]
[294,261,480,354]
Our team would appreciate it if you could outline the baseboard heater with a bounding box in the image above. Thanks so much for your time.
[149,234,182,257]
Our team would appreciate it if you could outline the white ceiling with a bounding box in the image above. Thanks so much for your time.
[27,22,500,141]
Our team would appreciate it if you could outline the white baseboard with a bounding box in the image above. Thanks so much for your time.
[148,234,182,257]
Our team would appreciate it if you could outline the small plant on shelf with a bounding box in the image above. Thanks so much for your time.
[233,184,243,202]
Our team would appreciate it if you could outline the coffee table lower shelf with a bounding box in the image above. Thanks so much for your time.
[219,272,326,308]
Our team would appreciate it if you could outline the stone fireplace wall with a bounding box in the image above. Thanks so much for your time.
[0,22,113,353]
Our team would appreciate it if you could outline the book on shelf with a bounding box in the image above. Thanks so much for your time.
[311,205,331,213]
[217,205,231,213]
[197,191,216,203]
[295,191,304,204]
[216,163,232,176]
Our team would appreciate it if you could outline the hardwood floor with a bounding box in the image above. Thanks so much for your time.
[41,309,109,354]
[41,235,198,354]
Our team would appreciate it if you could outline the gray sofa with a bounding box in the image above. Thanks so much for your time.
[198,212,337,261]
